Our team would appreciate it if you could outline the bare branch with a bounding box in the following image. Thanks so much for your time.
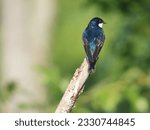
[55,58,90,113]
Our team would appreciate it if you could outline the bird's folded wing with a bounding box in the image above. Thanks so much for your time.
[84,43,94,62]
[93,39,104,61]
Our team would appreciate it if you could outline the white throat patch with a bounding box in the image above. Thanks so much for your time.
[98,23,103,28]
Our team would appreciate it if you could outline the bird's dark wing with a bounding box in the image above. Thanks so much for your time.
[93,38,104,61]
[82,36,94,62]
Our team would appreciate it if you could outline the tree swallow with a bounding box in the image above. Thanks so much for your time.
[82,17,106,72]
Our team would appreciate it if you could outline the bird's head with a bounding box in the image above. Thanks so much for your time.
[89,17,106,28]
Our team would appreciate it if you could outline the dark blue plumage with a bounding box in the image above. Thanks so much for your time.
[82,17,106,71]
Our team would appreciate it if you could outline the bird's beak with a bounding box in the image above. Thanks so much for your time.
[103,21,106,24]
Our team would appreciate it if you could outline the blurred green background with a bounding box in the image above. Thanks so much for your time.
[0,0,150,112]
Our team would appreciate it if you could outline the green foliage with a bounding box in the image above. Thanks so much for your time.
[74,68,150,112]
[36,65,70,111]
[0,82,16,111]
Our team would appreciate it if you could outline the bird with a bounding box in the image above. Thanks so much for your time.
[82,17,106,72]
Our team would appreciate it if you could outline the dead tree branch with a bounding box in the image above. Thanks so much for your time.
[55,58,90,113]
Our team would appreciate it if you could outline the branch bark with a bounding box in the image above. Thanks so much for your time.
[55,58,90,113]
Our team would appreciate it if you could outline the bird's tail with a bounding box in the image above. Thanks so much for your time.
[89,60,96,73]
